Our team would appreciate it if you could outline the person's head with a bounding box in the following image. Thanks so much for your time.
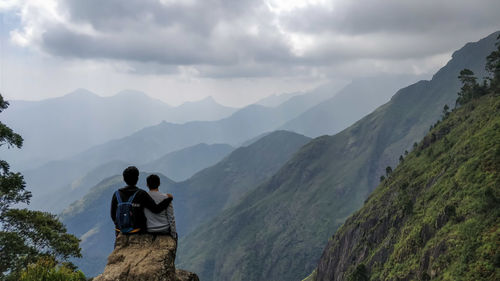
[147,174,161,190]
[123,166,139,186]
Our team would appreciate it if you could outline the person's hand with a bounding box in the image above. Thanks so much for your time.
[167,193,173,199]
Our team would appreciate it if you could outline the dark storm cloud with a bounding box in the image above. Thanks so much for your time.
[29,0,500,78]
[40,0,294,71]
[281,0,500,35]
[41,24,228,65]
[64,0,255,35]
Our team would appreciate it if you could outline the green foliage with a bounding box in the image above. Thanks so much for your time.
[442,104,450,119]
[0,93,83,279]
[319,92,500,281]
[0,96,23,149]
[347,264,369,281]
[457,36,500,106]
[486,34,500,93]
[18,258,86,281]
[385,166,392,176]
[456,69,480,105]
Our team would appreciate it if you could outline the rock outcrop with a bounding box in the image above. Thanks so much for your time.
[93,234,199,281]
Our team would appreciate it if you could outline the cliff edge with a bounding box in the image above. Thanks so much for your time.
[93,234,199,281]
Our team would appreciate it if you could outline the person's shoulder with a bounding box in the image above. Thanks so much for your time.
[149,191,168,198]
[136,188,150,196]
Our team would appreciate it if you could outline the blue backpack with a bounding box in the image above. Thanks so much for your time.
[115,190,139,233]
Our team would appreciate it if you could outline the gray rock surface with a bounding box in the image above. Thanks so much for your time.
[93,234,198,281]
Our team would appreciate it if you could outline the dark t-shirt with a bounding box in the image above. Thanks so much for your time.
[110,185,172,232]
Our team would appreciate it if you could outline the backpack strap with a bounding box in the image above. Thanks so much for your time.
[115,190,123,204]
[127,191,139,203]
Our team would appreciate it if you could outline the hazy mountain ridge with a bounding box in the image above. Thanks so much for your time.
[171,130,311,236]
[30,143,233,213]
[24,87,336,211]
[309,92,500,281]
[175,31,499,281]
[256,91,304,107]
[281,75,427,137]
[141,143,234,181]
[2,89,236,170]
[61,130,311,277]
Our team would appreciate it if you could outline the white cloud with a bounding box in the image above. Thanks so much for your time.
[1,0,499,104]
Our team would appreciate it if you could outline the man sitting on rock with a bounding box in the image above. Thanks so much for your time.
[144,174,178,240]
[111,166,173,236]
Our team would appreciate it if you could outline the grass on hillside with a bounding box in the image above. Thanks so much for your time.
[327,92,499,280]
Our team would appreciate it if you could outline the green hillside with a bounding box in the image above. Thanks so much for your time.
[311,90,499,281]
[176,32,499,281]
[172,130,311,236]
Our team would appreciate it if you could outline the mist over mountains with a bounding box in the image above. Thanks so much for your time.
[6,31,498,281]
[20,85,333,211]
[281,74,426,137]
[2,0,500,279]
[2,89,236,170]
[16,72,423,214]
[61,130,311,276]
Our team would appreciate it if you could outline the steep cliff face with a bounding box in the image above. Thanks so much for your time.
[93,234,199,281]
[312,93,500,280]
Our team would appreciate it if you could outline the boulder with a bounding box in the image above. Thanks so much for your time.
[93,234,199,281]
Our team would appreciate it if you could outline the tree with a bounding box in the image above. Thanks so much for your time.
[347,263,369,281]
[0,93,82,279]
[442,104,450,119]
[486,34,500,94]
[18,257,85,281]
[456,69,479,105]
[385,166,392,177]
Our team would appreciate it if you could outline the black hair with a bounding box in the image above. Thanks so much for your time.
[123,166,139,186]
[147,174,160,190]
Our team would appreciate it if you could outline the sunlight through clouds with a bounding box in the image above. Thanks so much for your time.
[1,0,499,105]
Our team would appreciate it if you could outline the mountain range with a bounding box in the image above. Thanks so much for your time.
[140,143,234,182]
[24,72,421,213]
[61,130,311,277]
[22,83,340,211]
[281,75,426,137]
[2,89,236,170]
[36,143,234,213]
[175,31,499,281]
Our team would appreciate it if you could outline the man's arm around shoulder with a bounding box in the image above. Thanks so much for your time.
[142,190,173,213]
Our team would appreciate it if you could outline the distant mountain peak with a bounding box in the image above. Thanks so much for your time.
[113,89,151,99]
[64,88,99,99]
[179,96,220,107]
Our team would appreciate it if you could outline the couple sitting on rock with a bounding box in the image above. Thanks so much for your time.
[110,166,177,240]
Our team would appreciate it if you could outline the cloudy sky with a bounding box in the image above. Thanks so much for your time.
[0,0,499,107]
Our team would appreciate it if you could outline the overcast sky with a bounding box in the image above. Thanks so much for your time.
[0,0,499,107]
